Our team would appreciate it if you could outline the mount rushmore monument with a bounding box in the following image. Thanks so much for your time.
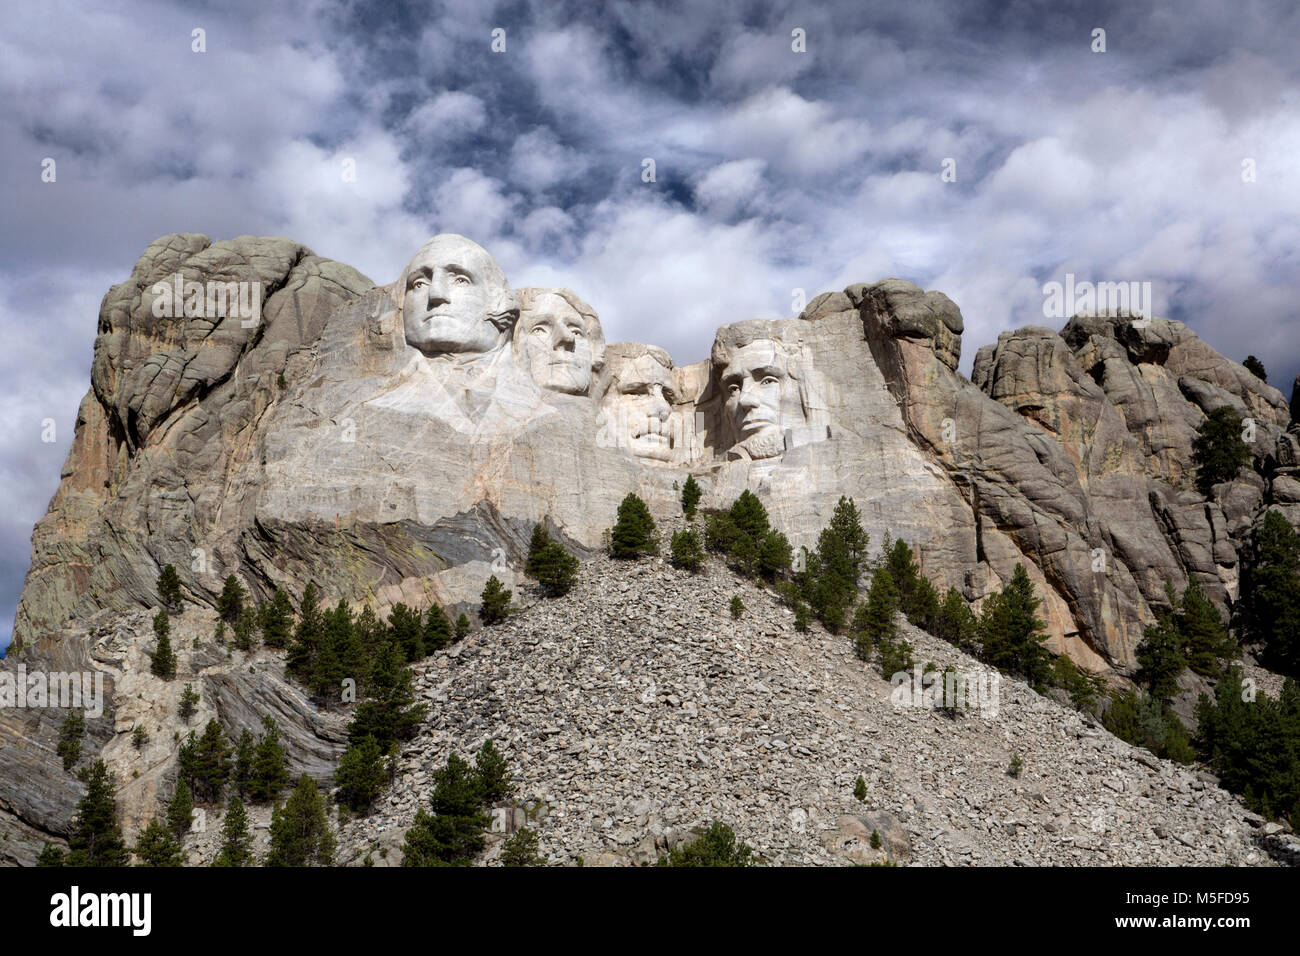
[12,231,1300,682]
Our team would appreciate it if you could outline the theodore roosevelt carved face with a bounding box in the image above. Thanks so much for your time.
[398,235,519,357]
[598,345,678,461]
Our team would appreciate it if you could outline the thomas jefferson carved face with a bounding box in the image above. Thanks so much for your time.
[602,351,677,461]
[517,292,598,394]
[400,235,514,357]
[720,341,807,459]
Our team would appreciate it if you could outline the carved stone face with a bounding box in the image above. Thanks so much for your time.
[607,354,677,461]
[518,292,594,394]
[401,236,508,356]
[721,341,806,459]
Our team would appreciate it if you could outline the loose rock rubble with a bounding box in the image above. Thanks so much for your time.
[336,535,1297,866]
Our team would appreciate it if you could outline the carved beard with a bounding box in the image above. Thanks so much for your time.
[739,426,785,460]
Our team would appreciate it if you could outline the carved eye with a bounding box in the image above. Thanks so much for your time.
[727,383,740,395]
[452,274,471,286]
[761,376,780,387]
[410,276,429,289]
[569,326,583,338]
[531,325,550,336]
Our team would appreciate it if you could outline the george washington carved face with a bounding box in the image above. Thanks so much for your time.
[398,235,518,357]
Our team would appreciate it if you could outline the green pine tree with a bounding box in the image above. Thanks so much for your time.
[150,610,177,680]
[213,796,253,867]
[610,493,658,559]
[979,564,1051,686]
[423,603,452,653]
[217,574,247,625]
[400,752,490,866]
[133,818,183,866]
[1242,355,1267,382]
[334,735,388,813]
[259,588,295,648]
[479,575,513,625]
[265,774,335,867]
[1240,509,1300,677]
[1191,406,1252,495]
[500,827,545,866]
[158,564,184,612]
[179,683,200,723]
[855,567,898,660]
[656,821,754,867]
[166,779,194,838]
[66,760,129,867]
[287,582,324,681]
[670,527,704,571]
[475,739,514,804]
[681,474,702,519]
[57,711,84,772]
[388,603,424,662]
[730,595,744,620]
[248,715,290,803]
[454,613,472,642]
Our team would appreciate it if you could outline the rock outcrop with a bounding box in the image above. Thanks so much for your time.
[3,234,1294,865]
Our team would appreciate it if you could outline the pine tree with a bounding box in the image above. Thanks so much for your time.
[1191,406,1252,495]
[793,602,811,633]
[533,541,579,597]
[1240,509,1300,677]
[400,752,490,866]
[479,575,512,625]
[287,582,324,680]
[150,610,177,680]
[454,613,472,642]
[36,843,66,867]
[884,538,922,618]
[500,827,545,866]
[217,574,247,625]
[231,728,256,796]
[1177,579,1235,678]
[610,493,658,559]
[183,718,231,802]
[248,715,290,803]
[133,818,183,867]
[758,531,793,581]
[66,760,129,867]
[807,497,868,631]
[259,589,294,648]
[729,490,771,542]
[979,565,1052,686]
[265,774,335,867]
[166,779,194,838]
[423,603,452,654]
[158,564,184,612]
[347,640,427,752]
[730,595,744,620]
[232,603,259,652]
[670,527,704,571]
[525,524,553,578]
[131,725,149,750]
[656,821,754,867]
[855,567,898,660]
[334,735,387,813]
[853,776,867,802]
[1136,611,1187,704]
[475,739,514,804]
[933,587,979,651]
[213,796,253,867]
[388,603,424,662]
[681,474,702,519]
[179,683,200,723]
[1243,355,1267,382]
[57,711,84,772]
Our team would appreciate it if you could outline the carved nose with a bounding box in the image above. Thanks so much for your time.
[555,326,575,350]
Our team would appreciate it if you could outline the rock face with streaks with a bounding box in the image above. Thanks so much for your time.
[3,234,1294,864]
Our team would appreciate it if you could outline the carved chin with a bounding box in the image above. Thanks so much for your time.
[628,433,672,460]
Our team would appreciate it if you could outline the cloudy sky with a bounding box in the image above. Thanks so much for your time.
[2,0,1298,651]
